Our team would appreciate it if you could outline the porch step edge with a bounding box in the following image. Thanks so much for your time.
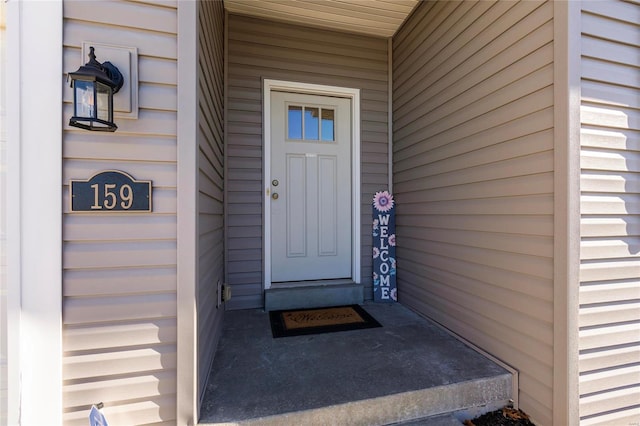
[200,373,512,426]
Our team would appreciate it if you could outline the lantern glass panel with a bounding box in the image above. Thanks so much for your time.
[96,82,111,122]
[74,80,95,119]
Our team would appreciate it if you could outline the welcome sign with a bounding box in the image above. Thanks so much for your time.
[372,191,397,302]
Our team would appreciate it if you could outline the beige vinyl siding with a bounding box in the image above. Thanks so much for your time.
[579,1,640,424]
[197,0,225,403]
[62,1,178,424]
[393,1,554,424]
[226,14,389,309]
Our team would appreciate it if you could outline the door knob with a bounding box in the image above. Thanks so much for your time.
[272,192,279,200]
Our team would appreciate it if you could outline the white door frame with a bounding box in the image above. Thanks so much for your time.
[263,79,361,290]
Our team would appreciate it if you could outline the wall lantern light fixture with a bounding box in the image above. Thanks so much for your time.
[68,46,124,132]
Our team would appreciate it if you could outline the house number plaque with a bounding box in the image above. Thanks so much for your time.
[71,170,152,212]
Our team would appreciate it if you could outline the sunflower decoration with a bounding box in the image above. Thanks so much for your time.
[373,190,394,213]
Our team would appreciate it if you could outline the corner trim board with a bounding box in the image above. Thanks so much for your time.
[176,0,199,424]
[552,1,581,424]
[6,1,63,424]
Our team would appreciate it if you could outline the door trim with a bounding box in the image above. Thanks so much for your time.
[263,79,361,290]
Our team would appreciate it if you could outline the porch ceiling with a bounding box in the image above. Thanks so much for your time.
[223,0,419,38]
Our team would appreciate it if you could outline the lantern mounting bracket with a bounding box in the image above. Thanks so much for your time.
[102,61,124,94]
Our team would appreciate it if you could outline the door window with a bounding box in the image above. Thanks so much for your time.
[287,104,335,142]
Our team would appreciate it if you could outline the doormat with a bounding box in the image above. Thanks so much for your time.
[269,305,382,338]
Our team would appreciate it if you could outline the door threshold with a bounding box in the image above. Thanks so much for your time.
[270,279,355,289]
[265,279,362,311]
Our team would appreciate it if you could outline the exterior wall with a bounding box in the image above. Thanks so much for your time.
[197,0,225,404]
[62,1,178,424]
[393,1,555,424]
[578,2,640,424]
[226,14,389,309]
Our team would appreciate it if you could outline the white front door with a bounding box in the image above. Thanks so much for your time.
[270,91,352,282]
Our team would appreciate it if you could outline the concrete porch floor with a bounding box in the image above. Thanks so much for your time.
[199,302,513,425]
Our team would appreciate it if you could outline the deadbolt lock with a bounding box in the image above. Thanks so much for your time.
[272,179,279,186]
